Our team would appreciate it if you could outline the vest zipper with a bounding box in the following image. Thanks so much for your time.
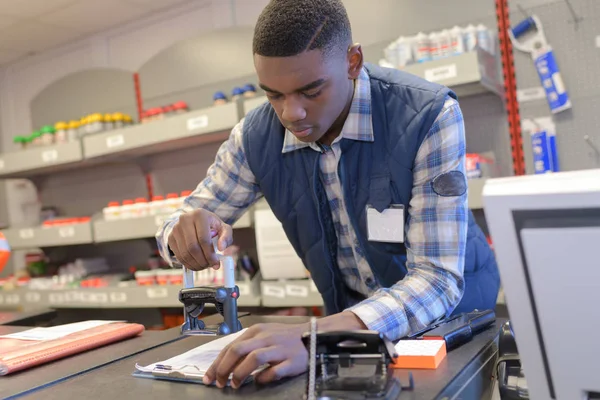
[312,154,341,313]
[338,155,379,285]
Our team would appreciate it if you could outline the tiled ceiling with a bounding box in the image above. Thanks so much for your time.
[0,0,194,65]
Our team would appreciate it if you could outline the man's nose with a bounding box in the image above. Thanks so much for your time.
[281,96,307,122]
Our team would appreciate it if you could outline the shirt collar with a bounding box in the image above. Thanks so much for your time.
[282,67,374,154]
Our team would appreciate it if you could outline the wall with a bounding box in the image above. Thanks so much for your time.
[0,0,510,272]
[510,0,600,172]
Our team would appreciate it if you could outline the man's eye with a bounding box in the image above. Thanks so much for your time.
[266,93,282,100]
[302,90,321,99]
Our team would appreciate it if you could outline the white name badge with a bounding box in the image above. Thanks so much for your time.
[366,204,405,243]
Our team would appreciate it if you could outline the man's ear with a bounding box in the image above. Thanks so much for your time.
[347,43,363,79]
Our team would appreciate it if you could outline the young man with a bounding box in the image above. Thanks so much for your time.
[157,0,499,389]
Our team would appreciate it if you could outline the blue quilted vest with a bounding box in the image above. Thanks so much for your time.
[243,64,500,316]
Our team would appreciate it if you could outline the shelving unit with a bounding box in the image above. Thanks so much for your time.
[402,49,502,97]
[0,141,84,179]
[83,104,238,160]
[0,223,93,250]
[260,279,323,307]
[5,279,261,308]
[93,211,253,243]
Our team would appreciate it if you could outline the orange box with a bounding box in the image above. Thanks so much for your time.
[391,339,447,369]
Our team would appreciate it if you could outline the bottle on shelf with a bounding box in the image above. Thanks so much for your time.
[87,113,104,135]
[172,101,189,114]
[123,114,134,125]
[40,125,55,146]
[54,122,68,144]
[213,91,228,106]
[120,199,135,219]
[67,120,80,141]
[242,84,257,98]
[463,24,478,52]
[476,24,492,54]
[438,29,452,58]
[413,32,431,63]
[450,26,466,55]
[231,87,244,101]
[112,112,124,129]
[13,136,27,150]
[133,197,149,218]
[78,116,88,137]
[103,201,121,221]
[103,113,114,131]
[30,131,43,147]
[165,193,181,213]
[149,195,166,216]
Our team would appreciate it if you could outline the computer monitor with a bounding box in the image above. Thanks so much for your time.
[483,169,600,400]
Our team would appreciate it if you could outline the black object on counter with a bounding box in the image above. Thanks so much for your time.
[179,286,242,336]
[421,309,496,350]
[301,330,414,399]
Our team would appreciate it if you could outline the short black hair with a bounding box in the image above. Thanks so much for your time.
[253,0,352,57]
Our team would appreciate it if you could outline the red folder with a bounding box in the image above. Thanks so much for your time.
[0,322,144,375]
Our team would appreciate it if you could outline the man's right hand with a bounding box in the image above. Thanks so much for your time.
[167,209,233,271]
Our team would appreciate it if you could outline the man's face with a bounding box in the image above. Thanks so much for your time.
[254,48,358,143]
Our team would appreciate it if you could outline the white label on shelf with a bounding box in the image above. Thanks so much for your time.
[41,149,58,163]
[309,280,318,292]
[0,159,4,170]
[106,134,125,148]
[424,64,457,82]
[49,292,66,304]
[517,87,546,103]
[596,35,600,48]
[110,292,128,303]
[285,284,308,298]
[154,215,165,227]
[58,226,75,238]
[146,287,168,299]
[19,228,35,239]
[89,292,108,303]
[5,294,20,305]
[263,284,285,298]
[238,284,250,296]
[25,291,41,303]
[186,115,209,132]
[64,291,81,302]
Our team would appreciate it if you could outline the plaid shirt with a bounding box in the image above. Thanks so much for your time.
[156,68,467,341]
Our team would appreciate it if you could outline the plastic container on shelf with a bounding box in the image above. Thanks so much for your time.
[103,113,114,131]
[231,87,244,101]
[476,24,492,54]
[120,199,135,219]
[149,195,165,215]
[88,113,104,135]
[156,269,170,285]
[463,24,478,52]
[438,29,452,58]
[242,84,257,98]
[165,193,181,213]
[13,136,27,150]
[413,32,431,63]
[167,269,183,285]
[428,32,442,60]
[134,270,156,286]
[180,190,192,199]
[450,26,466,55]
[144,107,164,123]
[172,101,189,114]
[78,116,88,137]
[213,91,228,106]
[54,121,68,144]
[133,197,149,218]
[40,125,55,145]
[66,120,80,141]
[30,131,43,147]
[396,36,414,67]
[103,201,121,221]
[112,112,124,129]
[123,114,133,125]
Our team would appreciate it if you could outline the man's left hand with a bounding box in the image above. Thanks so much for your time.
[202,323,309,389]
